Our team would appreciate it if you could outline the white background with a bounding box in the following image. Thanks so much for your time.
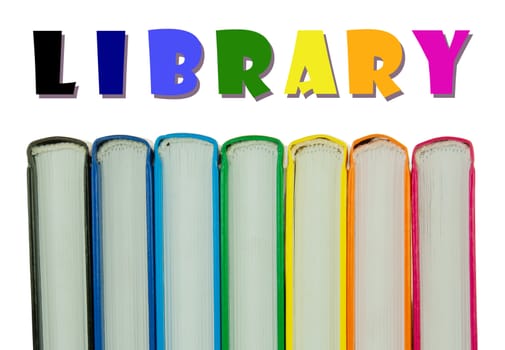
[0,0,502,348]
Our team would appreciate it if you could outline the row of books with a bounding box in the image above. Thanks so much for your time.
[27,133,476,350]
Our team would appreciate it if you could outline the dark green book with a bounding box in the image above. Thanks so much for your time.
[27,137,93,350]
[220,135,285,350]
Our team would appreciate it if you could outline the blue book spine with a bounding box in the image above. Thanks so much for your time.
[91,135,155,350]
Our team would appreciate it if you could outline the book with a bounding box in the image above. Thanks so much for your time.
[26,132,477,350]
[347,134,411,350]
[285,135,347,350]
[27,137,93,350]
[91,135,155,350]
[412,137,477,350]
[154,133,221,350]
[220,135,285,350]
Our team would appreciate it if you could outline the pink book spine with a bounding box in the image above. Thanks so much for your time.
[411,136,477,350]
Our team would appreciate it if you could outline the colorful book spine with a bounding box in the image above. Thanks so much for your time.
[347,134,411,350]
[285,135,347,350]
[412,137,477,350]
[154,133,221,350]
[91,135,155,350]
[220,135,285,350]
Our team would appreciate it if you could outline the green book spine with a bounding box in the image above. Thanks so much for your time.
[220,135,285,350]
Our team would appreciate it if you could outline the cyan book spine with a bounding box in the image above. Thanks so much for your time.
[154,133,221,350]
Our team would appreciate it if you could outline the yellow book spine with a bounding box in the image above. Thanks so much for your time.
[285,134,347,350]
